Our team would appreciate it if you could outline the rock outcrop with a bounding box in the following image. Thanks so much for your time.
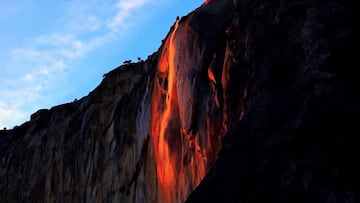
[1,0,359,202]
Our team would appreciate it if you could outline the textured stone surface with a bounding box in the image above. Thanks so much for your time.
[186,0,360,202]
[1,0,359,202]
[0,60,158,202]
[150,1,238,202]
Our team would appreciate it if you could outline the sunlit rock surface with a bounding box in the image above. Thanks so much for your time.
[1,0,359,202]
[151,1,238,202]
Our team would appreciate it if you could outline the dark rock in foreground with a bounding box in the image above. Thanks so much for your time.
[186,0,360,202]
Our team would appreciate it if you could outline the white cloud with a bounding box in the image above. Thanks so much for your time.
[0,0,159,129]
[107,0,153,31]
[0,64,63,129]
[66,14,102,34]
[86,16,101,32]
[0,102,26,129]
[35,33,76,47]
[23,74,35,82]
[119,0,151,10]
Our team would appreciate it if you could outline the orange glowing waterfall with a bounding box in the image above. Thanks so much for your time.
[151,20,180,202]
[150,15,222,202]
[158,21,178,201]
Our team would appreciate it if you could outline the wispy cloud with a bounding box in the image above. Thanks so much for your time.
[0,102,26,130]
[108,0,152,31]
[0,52,66,128]
[0,0,158,128]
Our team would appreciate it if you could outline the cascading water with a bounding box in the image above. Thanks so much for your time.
[150,1,238,202]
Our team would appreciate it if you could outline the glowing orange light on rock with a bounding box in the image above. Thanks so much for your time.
[151,20,180,203]
[204,0,212,5]
[150,12,229,201]
[208,68,216,84]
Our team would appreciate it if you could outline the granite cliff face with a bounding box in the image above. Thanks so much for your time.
[1,0,359,202]
[186,0,360,202]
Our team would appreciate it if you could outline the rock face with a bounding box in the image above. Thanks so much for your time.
[150,1,239,202]
[1,0,359,202]
[0,61,158,202]
[186,0,360,202]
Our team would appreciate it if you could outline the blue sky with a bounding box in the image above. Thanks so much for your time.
[0,0,204,129]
